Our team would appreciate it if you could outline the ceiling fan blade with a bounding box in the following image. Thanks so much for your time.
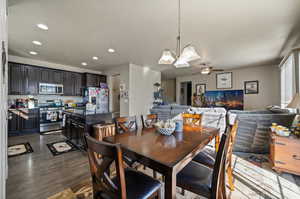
[212,69,224,72]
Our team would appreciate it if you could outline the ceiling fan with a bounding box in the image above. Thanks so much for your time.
[192,62,224,75]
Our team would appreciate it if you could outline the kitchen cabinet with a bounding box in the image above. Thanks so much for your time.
[40,68,52,83]
[74,73,83,96]
[23,66,39,95]
[8,63,23,95]
[8,62,105,96]
[52,70,63,84]
[8,108,40,136]
[63,72,83,96]
[83,73,106,87]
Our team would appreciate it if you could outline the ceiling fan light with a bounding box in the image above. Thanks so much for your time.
[174,57,190,68]
[180,45,201,62]
[158,50,175,64]
[201,67,211,75]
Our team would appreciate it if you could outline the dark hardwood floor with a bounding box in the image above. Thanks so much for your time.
[6,133,90,199]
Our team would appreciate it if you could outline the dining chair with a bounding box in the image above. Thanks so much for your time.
[85,134,162,199]
[177,132,230,199]
[192,120,239,191]
[115,116,138,134]
[182,113,202,127]
[141,114,158,129]
[114,116,142,169]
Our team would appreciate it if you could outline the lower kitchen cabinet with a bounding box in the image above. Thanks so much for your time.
[8,108,40,136]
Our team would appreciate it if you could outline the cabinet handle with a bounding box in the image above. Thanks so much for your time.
[275,142,286,146]
[293,155,300,160]
[275,161,286,165]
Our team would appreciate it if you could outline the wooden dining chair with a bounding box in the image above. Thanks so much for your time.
[93,123,116,141]
[115,116,138,134]
[141,114,158,129]
[192,120,239,191]
[85,134,162,199]
[177,132,230,199]
[182,113,202,127]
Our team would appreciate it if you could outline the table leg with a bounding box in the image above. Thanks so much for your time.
[215,134,220,152]
[165,170,176,199]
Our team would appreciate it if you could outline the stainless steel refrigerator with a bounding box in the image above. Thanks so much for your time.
[83,87,109,114]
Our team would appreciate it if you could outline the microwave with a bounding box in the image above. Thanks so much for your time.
[39,83,64,95]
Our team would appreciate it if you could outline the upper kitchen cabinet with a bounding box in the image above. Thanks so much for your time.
[83,73,106,87]
[63,71,83,96]
[23,66,40,95]
[52,70,64,84]
[8,62,23,95]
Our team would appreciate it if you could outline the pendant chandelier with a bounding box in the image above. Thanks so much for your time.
[158,0,201,68]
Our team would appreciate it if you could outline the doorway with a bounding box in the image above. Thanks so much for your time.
[180,81,192,105]
[111,75,120,117]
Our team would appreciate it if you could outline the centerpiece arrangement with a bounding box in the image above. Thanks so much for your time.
[154,120,176,136]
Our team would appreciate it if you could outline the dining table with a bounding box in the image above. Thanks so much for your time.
[104,125,220,199]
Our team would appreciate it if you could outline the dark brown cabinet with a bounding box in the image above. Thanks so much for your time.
[8,63,23,95]
[63,72,83,96]
[83,73,106,87]
[8,109,40,136]
[52,70,63,84]
[23,66,39,95]
[8,62,106,96]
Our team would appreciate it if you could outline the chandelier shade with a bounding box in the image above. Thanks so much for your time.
[158,49,176,65]
[158,0,201,68]
[179,45,201,63]
[174,57,190,68]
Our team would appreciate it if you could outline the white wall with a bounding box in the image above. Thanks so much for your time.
[176,65,280,110]
[104,64,161,118]
[129,64,161,117]
[161,79,176,103]
[0,0,7,197]
[8,55,102,74]
[104,64,130,116]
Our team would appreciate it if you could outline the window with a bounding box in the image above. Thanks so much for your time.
[280,54,296,107]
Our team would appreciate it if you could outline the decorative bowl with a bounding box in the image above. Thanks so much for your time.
[156,126,176,136]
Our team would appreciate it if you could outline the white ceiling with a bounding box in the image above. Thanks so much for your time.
[8,0,300,78]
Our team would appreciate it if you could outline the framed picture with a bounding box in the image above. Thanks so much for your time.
[195,84,206,95]
[216,72,232,89]
[244,80,259,94]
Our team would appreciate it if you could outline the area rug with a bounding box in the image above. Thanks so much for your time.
[48,169,204,199]
[8,142,34,158]
[47,140,77,156]
[48,154,300,199]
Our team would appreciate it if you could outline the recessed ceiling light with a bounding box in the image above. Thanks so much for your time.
[92,56,99,60]
[81,62,87,66]
[108,48,115,53]
[29,51,38,55]
[32,40,42,46]
[37,24,49,30]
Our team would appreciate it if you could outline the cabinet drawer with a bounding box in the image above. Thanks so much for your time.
[274,144,300,172]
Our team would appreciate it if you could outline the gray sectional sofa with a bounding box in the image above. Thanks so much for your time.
[150,105,296,154]
[228,110,296,153]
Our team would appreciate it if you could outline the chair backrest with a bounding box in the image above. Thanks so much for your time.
[211,133,230,199]
[182,113,202,126]
[115,116,138,134]
[141,114,158,129]
[85,134,127,198]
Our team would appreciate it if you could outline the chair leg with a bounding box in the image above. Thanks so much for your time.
[227,166,234,191]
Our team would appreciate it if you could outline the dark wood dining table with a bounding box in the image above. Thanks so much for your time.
[104,125,219,199]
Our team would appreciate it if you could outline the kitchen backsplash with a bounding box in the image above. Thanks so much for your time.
[8,95,83,104]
